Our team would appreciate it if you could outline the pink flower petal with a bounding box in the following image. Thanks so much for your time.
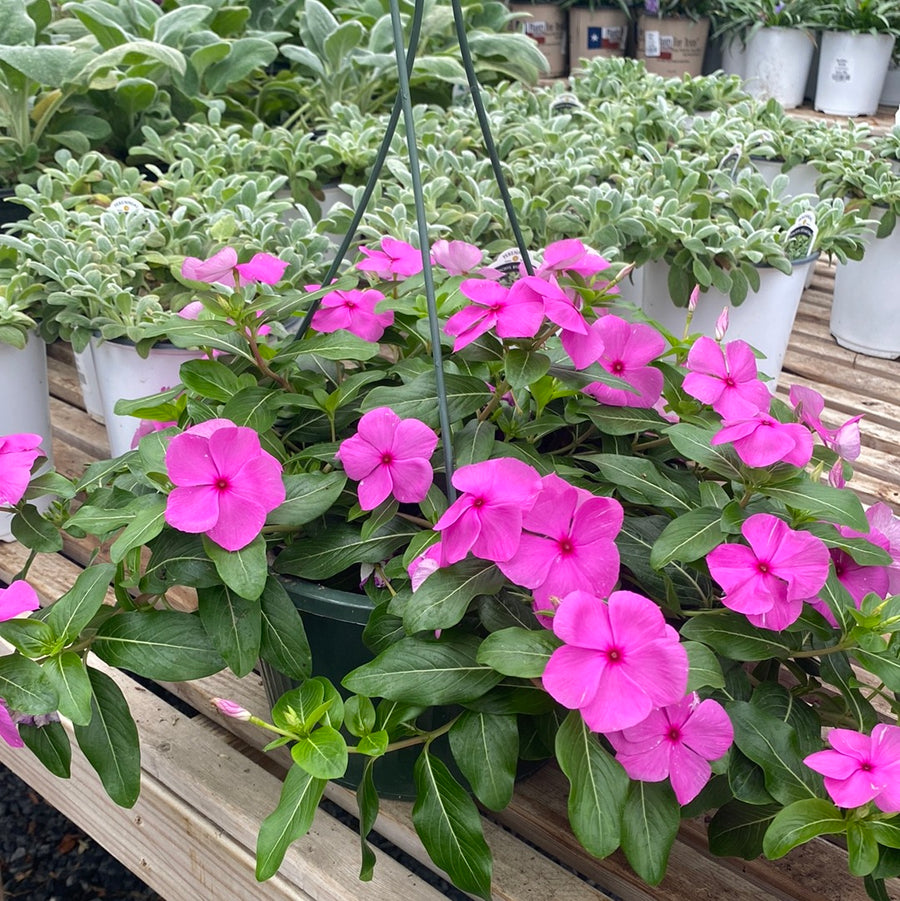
[0,581,40,621]
[234,252,288,285]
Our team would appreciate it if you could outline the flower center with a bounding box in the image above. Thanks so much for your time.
[215,477,230,492]
[756,560,771,575]
[605,646,624,664]
[381,453,393,466]
[611,360,625,374]
[724,376,736,388]
[472,497,485,508]
[557,537,575,556]
[860,761,873,773]
[345,300,356,309]
[667,726,681,743]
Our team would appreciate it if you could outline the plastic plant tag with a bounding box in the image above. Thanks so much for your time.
[786,211,818,260]
[551,92,584,114]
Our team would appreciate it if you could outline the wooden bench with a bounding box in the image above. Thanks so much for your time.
[2,258,900,900]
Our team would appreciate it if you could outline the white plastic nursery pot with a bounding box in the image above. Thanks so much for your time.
[508,3,568,78]
[0,333,54,541]
[719,36,748,78]
[831,210,900,359]
[568,8,628,69]
[91,338,202,458]
[815,31,895,117]
[742,27,815,109]
[641,256,818,386]
[74,344,105,423]
[881,59,900,107]
[751,159,819,200]
[635,15,710,79]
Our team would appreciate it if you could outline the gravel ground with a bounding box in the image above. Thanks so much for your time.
[0,764,160,901]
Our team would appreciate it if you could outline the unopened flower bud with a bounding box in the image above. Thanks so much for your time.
[688,284,700,313]
[212,698,251,721]
[714,307,729,341]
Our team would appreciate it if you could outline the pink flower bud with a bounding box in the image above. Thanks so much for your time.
[212,698,251,721]
[714,307,729,341]
[688,284,700,312]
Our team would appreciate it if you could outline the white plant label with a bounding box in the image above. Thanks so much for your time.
[109,197,146,215]
[831,57,852,84]
[644,30,661,58]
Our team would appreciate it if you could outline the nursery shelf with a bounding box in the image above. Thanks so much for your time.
[1,259,899,901]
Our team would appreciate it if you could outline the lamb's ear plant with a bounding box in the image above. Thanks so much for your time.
[818,150,900,238]
[0,0,186,187]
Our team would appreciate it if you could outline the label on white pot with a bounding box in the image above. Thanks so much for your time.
[830,56,852,83]
[787,211,818,259]
[644,30,661,57]
[109,197,146,215]
[551,92,584,113]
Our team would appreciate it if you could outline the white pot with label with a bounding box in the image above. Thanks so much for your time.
[0,333,54,541]
[641,255,818,387]
[815,31,895,117]
[91,338,203,458]
[831,208,900,358]
[742,27,815,109]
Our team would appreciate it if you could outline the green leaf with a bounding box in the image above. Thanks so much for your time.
[46,563,116,643]
[504,348,550,389]
[684,640,725,692]
[259,578,311,682]
[361,373,491,430]
[93,610,226,681]
[343,634,502,705]
[679,612,795,661]
[269,472,346,527]
[620,781,681,886]
[0,654,57,714]
[727,701,820,805]
[109,496,167,563]
[476,627,560,678]
[848,821,880,877]
[402,559,504,633]
[42,652,93,726]
[555,711,628,858]
[203,533,268,601]
[852,638,900,693]
[0,618,56,657]
[758,477,869,531]
[650,507,724,567]
[449,711,517,811]
[762,799,846,858]
[256,765,327,881]
[197,584,262,678]
[452,419,495,468]
[73,668,140,808]
[357,758,379,880]
[803,522,893,566]
[297,330,381,361]
[290,725,348,780]
[412,751,493,901]
[665,423,744,480]
[579,403,666,437]
[11,503,63,553]
[19,720,71,779]
[708,801,780,859]
[585,454,694,511]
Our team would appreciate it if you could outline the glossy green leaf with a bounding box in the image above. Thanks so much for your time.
[0,618,56,657]
[268,472,347,528]
[679,612,795,661]
[403,559,504,633]
[665,423,744,480]
[0,654,57,714]
[650,507,724,567]
[759,477,868,531]
[198,584,262,678]
[19,719,71,779]
[46,563,116,643]
[449,710,517,811]
[203,533,268,601]
[109,497,167,563]
[357,757,379,881]
[620,780,681,886]
[684,640,725,692]
[42,652,93,726]
[476,627,560,678]
[290,725,348,780]
[762,798,846,858]
[708,800,780,859]
[258,578,311,682]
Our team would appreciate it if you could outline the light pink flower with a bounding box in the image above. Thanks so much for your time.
[583,315,665,408]
[164,418,286,552]
[683,337,771,420]
[310,288,394,341]
[357,237,423,280]
[181,247,287,287]
[536,239,611,282]
[408,542,443,592]
[869,503,900,595]
[0,581,40,621]
[607,693,734,804]
[497,473,623,608]
[0,433,44,506]
[212,698,251,721]
[433,458,543,565]
[711,412,813,468]
[131,419,177,448]
[804,724,900,812]
[687,284,700,313]
[336,408,438,511]
[0,700,23,749]
[789,385,862,461]
[542,590,689,733]
[714,307,729,341]
[706,513,830,630]
[444,279,544,351]
[431,240,484,276]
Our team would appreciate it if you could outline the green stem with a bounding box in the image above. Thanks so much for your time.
[348,714,459,755]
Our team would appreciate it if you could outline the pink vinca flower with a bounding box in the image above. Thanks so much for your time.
[583,315,666,408]
[310,288,394,342]
[181,247,288,287]
[561,318,606,370]
[0,700,23,749]
[789,385,862,461]
[433,458,543,565]
[536,238,611,282]
[706,513,831,630]
[711,412,813,468]
[542,590,689,733]
[0,433,44,506]
[804,724,900,812]
[683,337,771,420]
[336,408,438,511]
[497,473,623,609]
[357,237,423,280]
[869,503,900,595]
[164,418,286,552]
[0,581,40,621]
[511,275,588,335]
[431,240,484,276]
[444,279,544,351]
[407,541,443,592]
[607,693,734,805]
